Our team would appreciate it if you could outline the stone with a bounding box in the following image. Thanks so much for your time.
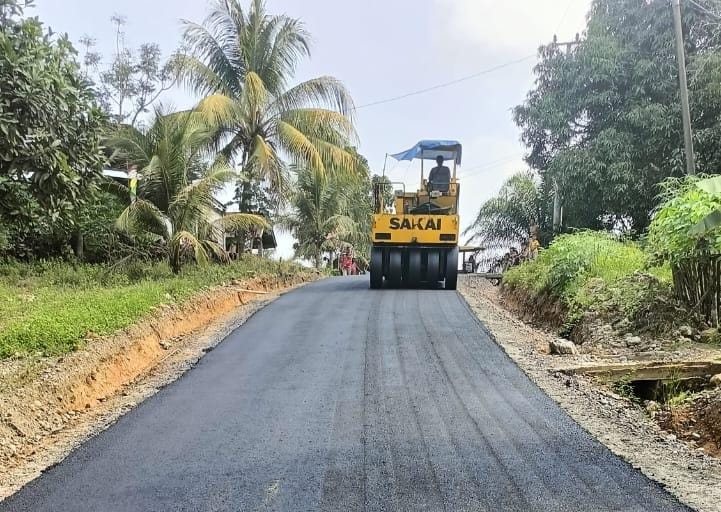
[645,400,661,414]
[549,338,578,356]
[614,318,631,331]
[625,335,642,347]
[679,325,695,337]
[710,374,721,387]
[691,432,702,440]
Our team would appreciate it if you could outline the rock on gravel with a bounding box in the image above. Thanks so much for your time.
[711,374,721,387]
[625,335,643,347]
[549,338,578,355]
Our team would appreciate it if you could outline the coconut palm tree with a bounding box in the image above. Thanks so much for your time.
[281,167,362,268]
[464,171,544,250]
[179,0,358,204]
[110,107,269,272]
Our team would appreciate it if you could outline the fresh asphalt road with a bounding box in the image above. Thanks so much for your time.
[2,277,690,512]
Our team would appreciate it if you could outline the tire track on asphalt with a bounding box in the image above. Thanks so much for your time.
[403,291,496,511]
[422,292,595,511]
[318,286,370,511]
[362,289,400,511]
[414,291,533,511]
[444,293,653,510]
[388,291,445,511]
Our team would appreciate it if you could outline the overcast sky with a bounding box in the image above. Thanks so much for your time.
[33,0,591,259]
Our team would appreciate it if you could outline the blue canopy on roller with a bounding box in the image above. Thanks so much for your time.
[390,140,462,165]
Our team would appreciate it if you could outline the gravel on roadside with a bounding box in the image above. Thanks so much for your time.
[459,276,721,512]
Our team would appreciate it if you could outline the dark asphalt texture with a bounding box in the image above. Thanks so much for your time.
[1,277,690,511]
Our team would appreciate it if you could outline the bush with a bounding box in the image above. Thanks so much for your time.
[647,176,721,263]
[503,231,683,335]
[504,231,650,304]
[573,273,688,336]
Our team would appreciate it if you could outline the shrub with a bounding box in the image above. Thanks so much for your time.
[504,231,650,305]
[647,176,721,263]
[502,231,684,335]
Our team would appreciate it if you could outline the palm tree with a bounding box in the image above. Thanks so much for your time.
[110,107,269,272]
[464,171,543,250]
[281,167,361,268]
[179,0,358,204]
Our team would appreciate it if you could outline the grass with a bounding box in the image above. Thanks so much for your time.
[504,231,684,335]
[504,231,653,304]
[0,258,306,359]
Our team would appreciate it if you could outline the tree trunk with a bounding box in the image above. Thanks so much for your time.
[236,231,247,256]
[258,229,264,258]
[70,230,84,261]
[315,252,322,269]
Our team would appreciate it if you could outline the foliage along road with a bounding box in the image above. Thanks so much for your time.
[1,277,689,511]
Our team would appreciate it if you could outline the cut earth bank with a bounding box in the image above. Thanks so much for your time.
[0,269,320,499]
[459,276,721,512]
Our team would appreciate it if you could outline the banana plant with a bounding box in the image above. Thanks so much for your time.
[690,176,721,235]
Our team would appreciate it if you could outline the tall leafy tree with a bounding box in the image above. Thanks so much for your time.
[179,0,358,205]
[110,108,268,272]
[514,0,721,234]
[0,0,106,227]
[281,168,356,268]
[79,15,179,126]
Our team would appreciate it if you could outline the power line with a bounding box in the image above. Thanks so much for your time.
[353,54,535,110]
[688,0,721,19]
[555,0,575,33]
[457,154,524,178]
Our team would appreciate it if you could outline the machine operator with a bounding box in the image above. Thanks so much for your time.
[428,155,451,193]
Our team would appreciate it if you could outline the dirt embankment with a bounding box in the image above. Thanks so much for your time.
[459,276,721,512]
[0,271,320,499]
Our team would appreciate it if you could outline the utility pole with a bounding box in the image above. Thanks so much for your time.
[552,33,580,234]
[672,0,696,175]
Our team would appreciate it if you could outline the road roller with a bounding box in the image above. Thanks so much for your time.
[370,140,461,290]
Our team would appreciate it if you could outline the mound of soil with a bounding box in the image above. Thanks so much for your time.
[499,285,567,330]
[658,390,721,458]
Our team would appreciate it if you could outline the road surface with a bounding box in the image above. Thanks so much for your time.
[1,277,689,511]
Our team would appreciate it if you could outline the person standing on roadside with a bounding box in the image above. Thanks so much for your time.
[340,252,352,276]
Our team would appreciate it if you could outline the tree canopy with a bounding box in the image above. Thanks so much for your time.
[0,0,106,226]
[464,171,544,250]
[180,0,359,203]
[515,0,721,235]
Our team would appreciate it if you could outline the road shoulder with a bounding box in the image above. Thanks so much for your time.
[0,273,319,500]
[458,276,721,512]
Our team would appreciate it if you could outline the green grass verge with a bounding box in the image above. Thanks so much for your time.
[504,231,653,302]
[0,258,306,359]
[503,231,681,335]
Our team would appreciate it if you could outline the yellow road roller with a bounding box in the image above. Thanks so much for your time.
[370,140,461,290]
